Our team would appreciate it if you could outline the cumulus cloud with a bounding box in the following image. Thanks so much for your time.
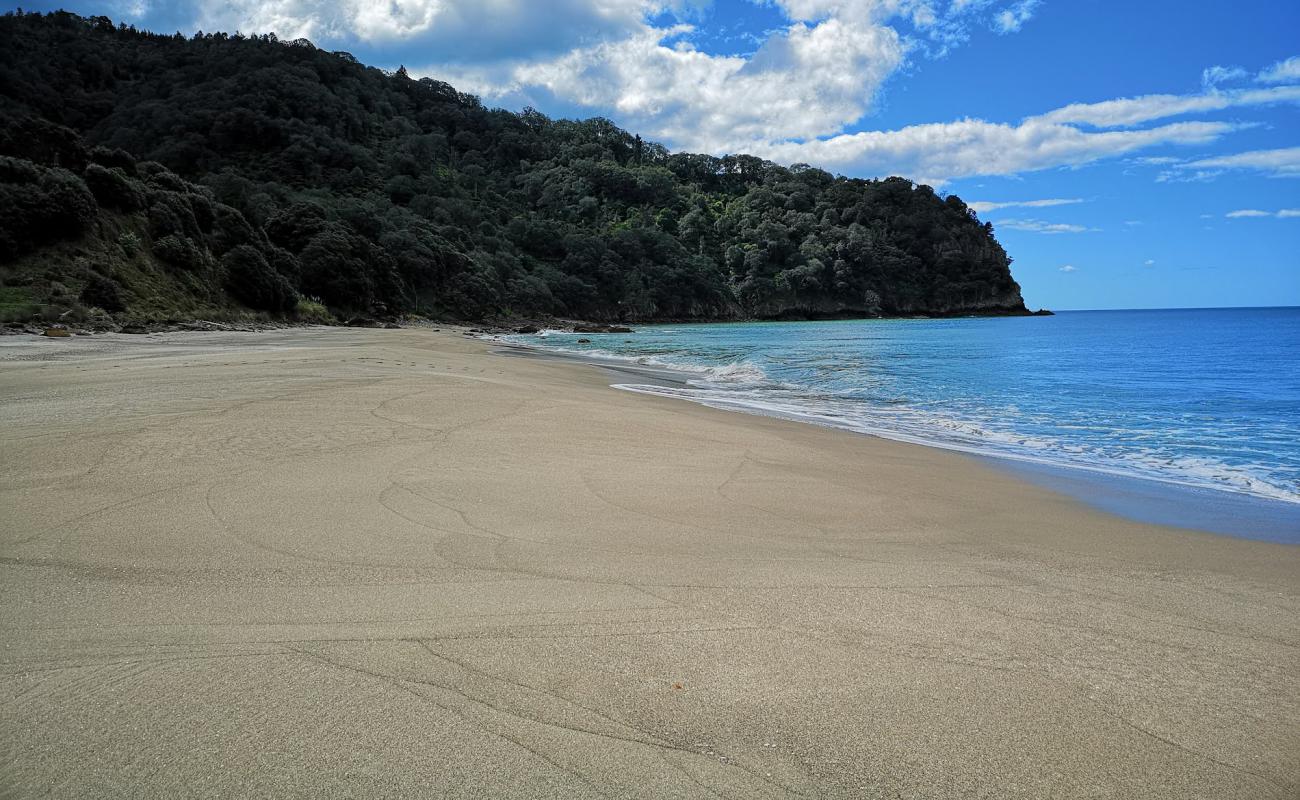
[992,0,1039,33]
[427,0,1052,151]
[142,0,696,63]
[399,0,1074,168]
[490,15,907,147]
[966,198,1083,213]
[1058,264,1077,272]
[149,0,1050,168]
[125,3,1299,186]
[1257,56,1300,84]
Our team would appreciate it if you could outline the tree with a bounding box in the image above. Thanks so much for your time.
[222,245,297,311]
[0,11,1027,321]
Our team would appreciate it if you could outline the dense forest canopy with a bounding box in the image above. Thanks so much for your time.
[0,11,1029,324]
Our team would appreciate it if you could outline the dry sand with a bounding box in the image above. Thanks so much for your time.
[1,326,1296,799]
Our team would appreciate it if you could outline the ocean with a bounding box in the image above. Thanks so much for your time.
[499,308,1300,541]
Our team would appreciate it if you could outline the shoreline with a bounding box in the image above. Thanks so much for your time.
[2,326,1297,798]
[492,336,1300,543]
[0,303,1047,340]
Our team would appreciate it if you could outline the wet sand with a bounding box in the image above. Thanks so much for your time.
[1,327,1296,798]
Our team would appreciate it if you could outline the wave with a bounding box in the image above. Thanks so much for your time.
[492,335,769,386]
[494,333,1300,506]
[611,382,1300,505]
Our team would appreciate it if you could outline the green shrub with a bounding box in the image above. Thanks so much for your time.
[147,190,201,239]
[294,297,333,324]
[221,244,297,312]
[139,163,189,193]
[153,234,210,271]
[210,203,257,254]
[117,230,141,255]
[0,155,41,184]
[0,158,98,260]
[88,146,137,176]
[40,168,98,233]
[80,274,126,312]
[84,164,145,211]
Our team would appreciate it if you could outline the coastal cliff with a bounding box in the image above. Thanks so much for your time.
[0,11,1029,327]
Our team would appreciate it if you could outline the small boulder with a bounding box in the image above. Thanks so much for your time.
[515,325,541,334]
[42,327,71,337]
[576,338,591,343]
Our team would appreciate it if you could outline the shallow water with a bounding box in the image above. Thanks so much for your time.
[500,308,1300,541]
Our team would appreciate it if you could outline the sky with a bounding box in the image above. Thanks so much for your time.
[12,0,1299,310]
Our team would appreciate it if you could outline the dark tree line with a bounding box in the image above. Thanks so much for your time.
[0,11,1027,322]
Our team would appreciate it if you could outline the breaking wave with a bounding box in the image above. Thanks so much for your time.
[492,312,1300,508]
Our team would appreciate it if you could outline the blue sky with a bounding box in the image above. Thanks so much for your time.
[13,0,1298,310]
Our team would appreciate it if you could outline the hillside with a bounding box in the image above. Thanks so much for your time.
[0,11,1031,327]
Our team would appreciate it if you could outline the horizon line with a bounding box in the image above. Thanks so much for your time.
[1045,304,1300,312]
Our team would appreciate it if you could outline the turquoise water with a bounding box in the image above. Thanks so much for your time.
[502,308,1300,521]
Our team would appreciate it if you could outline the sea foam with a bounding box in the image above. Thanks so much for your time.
[493,310,1300,507]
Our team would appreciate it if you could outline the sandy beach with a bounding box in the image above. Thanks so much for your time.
[1,326,1296,799]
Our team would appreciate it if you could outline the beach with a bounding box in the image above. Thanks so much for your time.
[1,326,1297,798]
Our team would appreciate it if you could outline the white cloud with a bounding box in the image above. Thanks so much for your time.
[191,0,658,61]
[489,15,907,147]
[966,198,1083,213]
[1034,85,1300,128]
[993,0,1038,33]
[1150,146,1300,183]
[1183,147,1300,178]
[178,0,1045,159]
[1202,65,1247,88]
[147,3,1298,186]
[1226,208,1300,219]
[1155,168,1222,184]
[997,219,1092,234]
[755,118,1237,185]
[1257,56,1300,84]
[745,77,1297,183]
[1143,259,1155,266]
[426,0,1052,154]
[1058,264,1077,272]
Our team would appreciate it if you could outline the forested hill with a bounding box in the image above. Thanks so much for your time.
[0,11,1031,326]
